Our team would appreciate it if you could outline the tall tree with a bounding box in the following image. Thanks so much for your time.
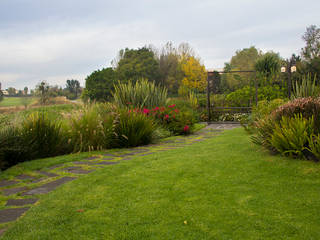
[7,87,16,96]
[116,47,160,84]
[301,25,320,62]
[255,52,281,78]
[158,42,184,94]
[24,86,28,95]
[181,56,207,92]
[0,90,3,102]
[83,68,117,102]
[35,81,50,105]
[223,46,261,90]
[66,79,80,99]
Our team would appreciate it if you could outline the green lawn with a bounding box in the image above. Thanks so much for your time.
[0,97,36,107]
[2,128,320,239]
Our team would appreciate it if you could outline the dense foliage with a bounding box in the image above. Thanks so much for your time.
[83,67,117,102]
[250,97,320,160]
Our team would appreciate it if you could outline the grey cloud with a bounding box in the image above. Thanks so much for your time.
[0,0,319,89]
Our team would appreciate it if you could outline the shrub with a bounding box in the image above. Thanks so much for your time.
[21,112,71,159]
[226,86,286,107]
[68,105,113,152]
[0,112,70,170]
[270,114,314,157]
[151,105,195,135]
[251,116,275,150]
[0,127,30,170]
[113,79,168,109]
[273,97,320,133]
[243,99,287,132]
[112,110,157,148]
[308,134,320,161]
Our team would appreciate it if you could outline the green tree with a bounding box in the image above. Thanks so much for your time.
[301,25,320,62]
[223,46,261,90]
[158,42,184,94]
[35,81,50,105]
[24,87,28,95]
[7,87,17,96]
[116,47,160,84]
[255,52,281,78]
[65,79,80,99]
[0,90,3,102]
[83,67,117,102]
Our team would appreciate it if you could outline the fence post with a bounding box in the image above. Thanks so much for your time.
[254,71,258,106]
[206,72,211,124]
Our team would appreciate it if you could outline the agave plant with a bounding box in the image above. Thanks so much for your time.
[112,79,168,109]
[292,74,317,99]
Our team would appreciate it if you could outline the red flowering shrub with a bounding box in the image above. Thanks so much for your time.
[128,105,195,135]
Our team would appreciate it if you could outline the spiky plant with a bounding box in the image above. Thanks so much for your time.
[292,74,317,99]
[113,79,168,109]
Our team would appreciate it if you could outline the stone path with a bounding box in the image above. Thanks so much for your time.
[0,123,239,237]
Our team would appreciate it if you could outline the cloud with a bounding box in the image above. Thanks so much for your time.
[0,0,319,89]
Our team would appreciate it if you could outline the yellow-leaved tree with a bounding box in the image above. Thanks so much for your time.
[181,56,207,92]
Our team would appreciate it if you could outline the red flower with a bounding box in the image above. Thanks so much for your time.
[143,108,150,114]
[160,107,165,112]
[153,107,159,111]
[183,125,190,132]
[127,102,132,105]
[174,109,179,113]
[168,104,176,108]
[164,114,169,120]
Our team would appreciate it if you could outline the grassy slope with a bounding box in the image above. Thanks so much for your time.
[2,128,320,240]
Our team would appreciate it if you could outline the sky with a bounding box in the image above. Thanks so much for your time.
[0,0,319,90]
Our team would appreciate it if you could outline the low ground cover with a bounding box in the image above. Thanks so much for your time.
[1,128,320,239]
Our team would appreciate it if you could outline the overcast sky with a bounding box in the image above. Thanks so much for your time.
[0,0,319,89]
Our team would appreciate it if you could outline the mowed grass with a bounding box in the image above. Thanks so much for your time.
[2,128,320,239]
[0,97,36,107]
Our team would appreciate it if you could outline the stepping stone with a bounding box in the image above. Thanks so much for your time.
[94,161,119,166]
[21,177,76,195]
[31,178,46,184]
[73,161,89,165]
[48,164,63,170]
[0,207,30,224]
[3,186,28,196]
[6,198,38,206]
[0,180,18,188]
[61,166,92,174]
[62,166,81,171]
[84,156,99,160]
[36,171,59,178]
[16,174,36,181]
